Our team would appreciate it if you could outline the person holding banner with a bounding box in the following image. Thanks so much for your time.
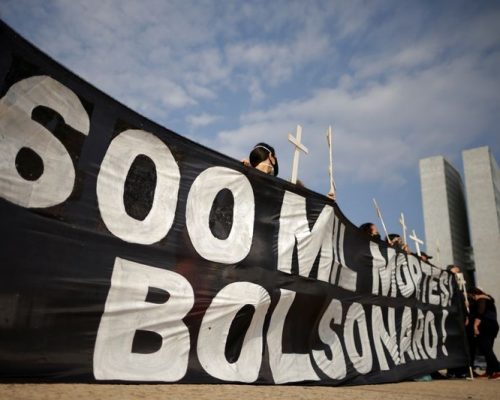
[386,233,411,254]
[359,222,381,241]
[419,252,436,266]
[445,264,473,379]
[242,143,279,176]
[470,288,500,379]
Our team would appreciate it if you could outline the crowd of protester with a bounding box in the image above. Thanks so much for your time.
[358,221,500,380]
[242,142,499,381]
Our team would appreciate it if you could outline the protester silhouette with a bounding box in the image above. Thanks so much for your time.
[242,143,279,176]
[444,264,472,379]
[359,222,381,241]
[386,233,411,254]
[470,287,500,379]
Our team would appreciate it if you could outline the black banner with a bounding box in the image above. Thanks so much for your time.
[0,21,468,385]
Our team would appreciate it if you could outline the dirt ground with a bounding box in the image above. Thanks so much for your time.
[1,380,498,400]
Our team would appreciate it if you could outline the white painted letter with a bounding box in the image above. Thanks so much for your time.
[441,310,449,356]
[197,282,270,382]
[0,76,89,207]
[344,302,372,374]
[93,257,194,381]
[96,129,180,244]
[278,191,333,280]
[411,309,428,360]
[424,311,438,359]
[186,166,254,264]
[371,242,397,297]
[312,298,346,379]
[372,306,400,370]
[267,289,320,383]
[399,306,415,364]
[396,253,415,298]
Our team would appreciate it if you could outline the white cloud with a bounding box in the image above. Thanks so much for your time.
[2,0,339,121]
[2,0,499,193]
[210,45,500,191]
[351,42,440,79]
[186,112,220,128]
[249,78,265,103]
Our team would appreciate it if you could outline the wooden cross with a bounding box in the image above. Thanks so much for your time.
[399,212,407,244]
[372,198,389,240]
[288,125,308,184]
[409,229,424,257]
[326,125,336,195]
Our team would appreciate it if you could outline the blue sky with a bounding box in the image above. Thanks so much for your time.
[2,0,500,254]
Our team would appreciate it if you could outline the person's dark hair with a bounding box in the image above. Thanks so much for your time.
[387,233,400,242]
[359,222,380,241]
[470,287,486,296]
[359,223,374,235]
[470,287,494,303]
[249,143,279,176]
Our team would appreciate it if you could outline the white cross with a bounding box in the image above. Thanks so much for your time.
[409,229,424,257]
[288,125,308,184]
[372,198,389,240]
[326,125,336,195]
[399,212,407,244]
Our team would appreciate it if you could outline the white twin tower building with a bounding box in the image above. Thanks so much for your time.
[420,146,500,354]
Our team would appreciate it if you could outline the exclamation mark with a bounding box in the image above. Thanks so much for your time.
[441,310,448,356]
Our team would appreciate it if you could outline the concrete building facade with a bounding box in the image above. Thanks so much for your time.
[462,147,500,331]
[419,156,472,274]
[420,146,500,356]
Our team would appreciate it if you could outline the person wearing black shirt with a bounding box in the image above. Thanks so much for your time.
[471,288,500,379]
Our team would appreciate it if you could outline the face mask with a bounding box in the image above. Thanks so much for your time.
[253,147,278,176]
[262,162,274,176]
[266,155,278,176]
[272,157,279,176]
